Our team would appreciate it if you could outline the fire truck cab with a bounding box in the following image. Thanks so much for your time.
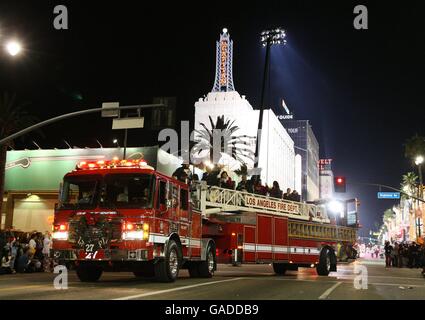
[52,159,216,282]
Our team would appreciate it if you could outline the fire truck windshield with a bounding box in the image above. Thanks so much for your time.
[59,175,101,210]
[101,173,155,209]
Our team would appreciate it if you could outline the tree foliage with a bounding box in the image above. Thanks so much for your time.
[193,115,254,165]
[404,134,425,163]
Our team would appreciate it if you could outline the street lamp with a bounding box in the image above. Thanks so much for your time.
[5,40,22,56]
[113,138,120,148]
[254,27,287,172]
[328,200,344,215]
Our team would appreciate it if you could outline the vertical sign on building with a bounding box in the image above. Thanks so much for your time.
[319,159,334,199]
[219,39,228,88]
[212,28,235,92]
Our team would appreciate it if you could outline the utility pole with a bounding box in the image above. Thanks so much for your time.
[253,28,287,174]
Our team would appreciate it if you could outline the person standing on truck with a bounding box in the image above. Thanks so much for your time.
[253,178,267,196]
[269,181,283,199]
[283,188,292,200]
[172,163,192,183]
[290,190,301,202]
[219,171,234,189]
[203,165,220,186]
[236,174,251,192]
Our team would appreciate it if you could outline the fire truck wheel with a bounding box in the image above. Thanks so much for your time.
[272,263,287,275]
[76,265,103,282]
[198,245,216,278]
[154,240,181,282]
[316,247,332,276]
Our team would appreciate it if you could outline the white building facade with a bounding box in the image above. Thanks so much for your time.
[193,29,298,191]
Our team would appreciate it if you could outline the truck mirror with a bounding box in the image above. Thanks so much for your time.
[58,182,63,202]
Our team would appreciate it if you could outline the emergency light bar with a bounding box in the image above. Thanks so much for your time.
[76,159,152,170]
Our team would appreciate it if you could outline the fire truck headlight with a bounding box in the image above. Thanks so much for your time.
[52,231,69,240]
[122,230,145,240]
[142,223,149,240]
[122,223,149,240]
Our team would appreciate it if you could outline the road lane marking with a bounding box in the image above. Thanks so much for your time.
[113,277,243,300]
[368,282,425,288]
[318,281,342,300]
[0,284,51,292]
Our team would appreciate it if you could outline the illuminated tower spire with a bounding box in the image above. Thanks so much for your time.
[212,28,235,92]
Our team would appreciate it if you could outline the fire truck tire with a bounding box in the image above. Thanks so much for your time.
[197,245,216,278]
[154,240,181,282]
[76,265,103,282]
[272,263,287,275]
[316,247,332,276]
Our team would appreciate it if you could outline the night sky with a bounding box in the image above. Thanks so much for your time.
[1,1,424,236]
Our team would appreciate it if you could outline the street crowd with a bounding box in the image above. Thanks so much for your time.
[383,241,425,274]
[0,230,52,275]
[172,163,302,201]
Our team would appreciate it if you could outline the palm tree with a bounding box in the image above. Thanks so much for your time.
[234,163,248,177]
[192,115,254,165]
[383,208,395,224]
[404,134,425,163]
[401,172,418,200]
[0,92,38,225]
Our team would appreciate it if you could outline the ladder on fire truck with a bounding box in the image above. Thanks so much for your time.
[191,182,331,224]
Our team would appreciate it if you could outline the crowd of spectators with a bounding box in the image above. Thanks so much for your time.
[172,163,301,202]
[0,230,52,275]
[384,241,425,273]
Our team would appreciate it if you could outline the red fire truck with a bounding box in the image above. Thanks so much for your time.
[52,158,358,282]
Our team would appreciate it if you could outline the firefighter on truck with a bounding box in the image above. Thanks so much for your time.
[51,158,358,282]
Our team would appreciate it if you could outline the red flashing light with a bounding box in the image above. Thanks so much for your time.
[76,159,151,170]
[123,222,134,231]
[337,178,343,184]
[54,223,67,231]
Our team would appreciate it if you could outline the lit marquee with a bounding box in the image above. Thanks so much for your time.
[212,28,235,92]
[219,40,228,87]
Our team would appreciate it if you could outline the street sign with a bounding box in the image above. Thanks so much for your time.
[102,102,120,117]
[112,117,145,130]
[377,192,400,199]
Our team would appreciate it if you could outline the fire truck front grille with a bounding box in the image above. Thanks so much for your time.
[68,218,122,244]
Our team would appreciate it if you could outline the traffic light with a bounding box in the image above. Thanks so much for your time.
[334,176,346,193]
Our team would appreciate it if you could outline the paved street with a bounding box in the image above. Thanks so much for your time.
[0,258,424,300]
